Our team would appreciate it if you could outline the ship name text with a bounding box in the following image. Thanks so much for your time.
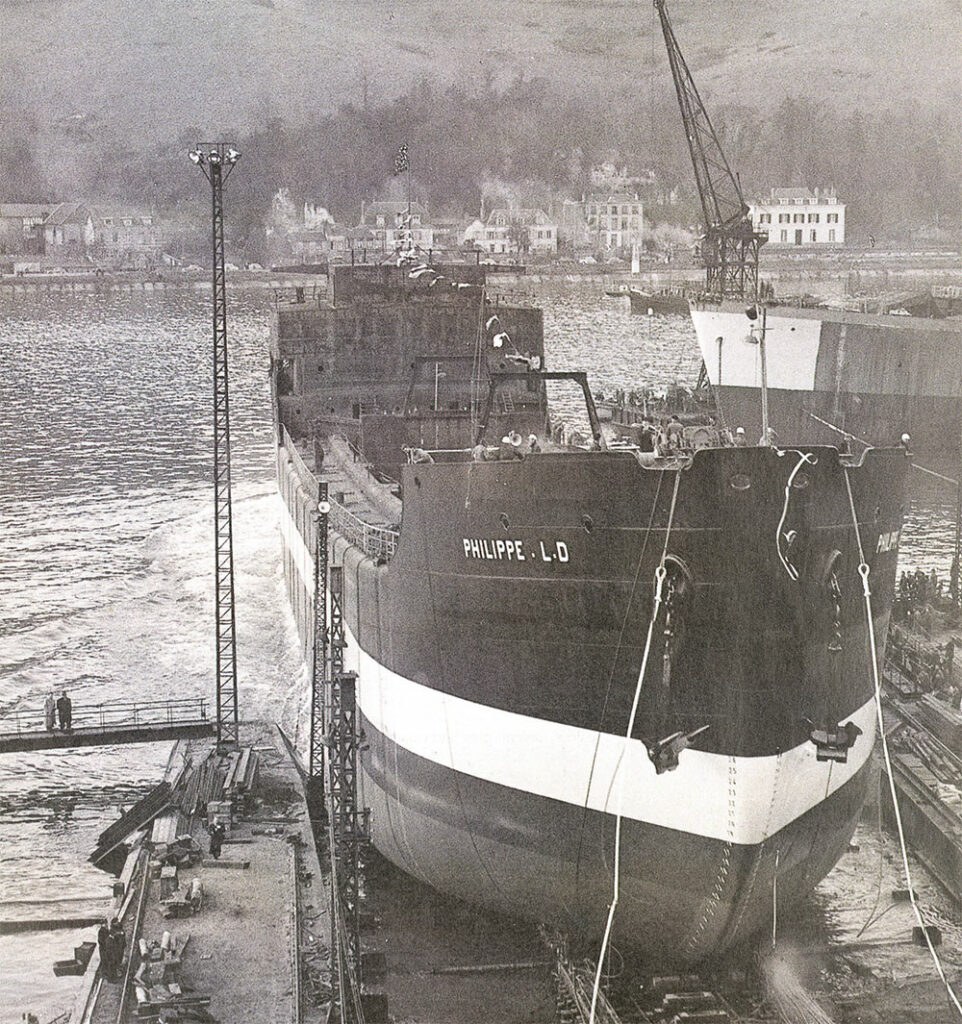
[462,538,570,563]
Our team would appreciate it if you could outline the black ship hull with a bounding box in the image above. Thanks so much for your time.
[271,263,908,963]
[278,437,906,961]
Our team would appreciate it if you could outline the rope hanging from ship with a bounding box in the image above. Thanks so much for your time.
[842,467,962,1018]
[774,448,818,581]
[588,469,683,1024]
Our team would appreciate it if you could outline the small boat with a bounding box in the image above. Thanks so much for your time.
[628,287,693,315]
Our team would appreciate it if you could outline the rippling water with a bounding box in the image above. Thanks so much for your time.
[0,286,954,1020]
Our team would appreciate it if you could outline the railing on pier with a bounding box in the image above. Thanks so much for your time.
[329,500,398,562]
[1,697,209,738]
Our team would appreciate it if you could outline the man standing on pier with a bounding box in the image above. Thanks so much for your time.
[107,919,126,980]
[209,821,225,859]
[97,920,113,978]
[56,690,72,732]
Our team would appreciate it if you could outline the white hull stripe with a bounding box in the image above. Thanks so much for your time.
[343,623,877,846]
[278,494,315,595]
[691,308,822,391]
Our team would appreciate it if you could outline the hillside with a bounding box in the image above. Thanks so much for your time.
[4,0,960,157]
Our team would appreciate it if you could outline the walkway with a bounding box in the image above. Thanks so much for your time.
[0,698,214,753]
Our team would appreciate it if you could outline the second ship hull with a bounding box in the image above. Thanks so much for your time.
[691,300,962,453]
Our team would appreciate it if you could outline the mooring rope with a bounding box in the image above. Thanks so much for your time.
[842,467,962,1018]
[774,449,818,580]
[588,470,682,1024]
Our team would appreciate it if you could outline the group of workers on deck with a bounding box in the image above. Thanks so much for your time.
[404,417,777,466]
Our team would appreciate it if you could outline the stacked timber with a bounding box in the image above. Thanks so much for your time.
[89,744,261,868]
[90,782,173,869]
[53,940,96,977]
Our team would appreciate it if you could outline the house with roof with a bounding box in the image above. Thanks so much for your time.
[462,208,557,255]
[750,187,845,246]
[0,203,53,254]
[43,202,94,254]
[358,200,434,250]
[88,207,165,265]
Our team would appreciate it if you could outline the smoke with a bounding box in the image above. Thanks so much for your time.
[760,947,836,1024]
[479,176,551,216]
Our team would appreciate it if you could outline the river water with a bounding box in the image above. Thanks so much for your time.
[0,287,955,1021]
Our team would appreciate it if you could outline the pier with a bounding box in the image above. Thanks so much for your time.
[0,698,213,754]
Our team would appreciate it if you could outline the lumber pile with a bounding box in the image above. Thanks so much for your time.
[134,932,215,1020]
[89,782,173,868]
[53,940,96,977]
[88,743,260,872]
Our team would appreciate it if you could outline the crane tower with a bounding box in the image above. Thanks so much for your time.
[654,0,765,299]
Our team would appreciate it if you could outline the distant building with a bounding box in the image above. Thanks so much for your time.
[358,200,434,250]
[590,161,656,192]
[0,203,52,255]
[430,219,465,252]
[750,187,846,246]
[288,226,352,261]
[43,202,93,254]
[463,208,557,255]
[88,207,165,265]
[584,193,644,250]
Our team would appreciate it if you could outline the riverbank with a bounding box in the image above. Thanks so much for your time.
[0,270,321,295]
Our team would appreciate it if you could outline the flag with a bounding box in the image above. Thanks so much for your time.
[394,144,409,175]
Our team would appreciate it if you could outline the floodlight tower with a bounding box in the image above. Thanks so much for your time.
[189,142,242,749]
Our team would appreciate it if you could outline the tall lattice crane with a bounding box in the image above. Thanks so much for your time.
[654,0,765,300]
[189,142,242,749]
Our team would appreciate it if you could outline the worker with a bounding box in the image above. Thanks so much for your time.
[499,432,524,460]
[56,690,72,732]
[97,921,112,978]
[528,434,541,453]
[666,415,684,446]
[470,443,487,462]
[900,432,912,449]
[407,446,434,464]
[638,418,656,453]
[209,821,225,860]
[44,692,56,731]
[107,919,126,981]
[734,426,749,446]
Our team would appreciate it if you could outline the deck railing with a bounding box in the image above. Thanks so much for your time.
[329,500,398,562]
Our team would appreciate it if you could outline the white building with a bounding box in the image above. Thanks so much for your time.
[750,187,845,246]
[358,201,434,250]
[584,193,644,250]
[463,208,557,255]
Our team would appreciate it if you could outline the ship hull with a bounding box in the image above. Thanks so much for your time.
[278,440,907,962]
[344,620,877,962]
[628,288,691,316]
[691,301,962,453]
[358,705,873,963]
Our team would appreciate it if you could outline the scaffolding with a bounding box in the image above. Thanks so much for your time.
[189,142,242,748]
[309,484,330,782]
[325,566,367,1022]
